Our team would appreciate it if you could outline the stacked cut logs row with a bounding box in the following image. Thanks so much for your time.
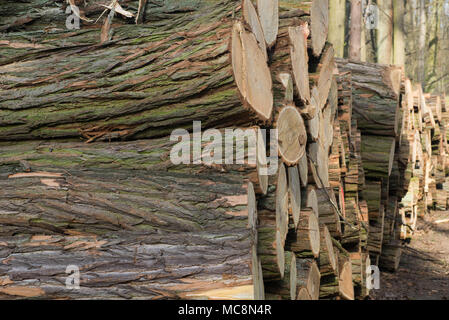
[398,83,449,242]
[0,0,337,300]
[0,0,447,301]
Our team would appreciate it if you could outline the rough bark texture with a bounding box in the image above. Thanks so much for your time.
[0,0,275,142]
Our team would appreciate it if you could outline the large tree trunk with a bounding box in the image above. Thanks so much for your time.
[0,0,274,142]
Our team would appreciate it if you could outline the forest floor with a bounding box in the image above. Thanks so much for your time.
[371,210,449,300]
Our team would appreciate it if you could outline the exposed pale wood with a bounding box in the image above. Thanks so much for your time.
[349,0,362,61]
[309,43,335,111]
[336,59,402,136]
[308,141,330,188]
[243,0,268,61]
[315,188,342,237]
[257,0,279,48]
[233,21,274,121]
[264,251,296,300]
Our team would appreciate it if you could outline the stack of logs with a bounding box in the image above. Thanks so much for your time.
[0,0,447,300]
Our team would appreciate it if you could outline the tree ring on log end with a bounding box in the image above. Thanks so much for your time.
[276,105,307,166]
[289,253,297,300]
[308,211,321,257]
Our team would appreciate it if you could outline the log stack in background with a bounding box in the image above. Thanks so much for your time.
[0,0,447,300]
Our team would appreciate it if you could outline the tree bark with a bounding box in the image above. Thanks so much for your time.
[328,0,346,58]
[0,0,275,142]
[393,0,406,66]
[349,0,362,61]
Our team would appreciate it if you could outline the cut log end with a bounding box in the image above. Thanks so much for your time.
[310,0,329,57]
[257,0,279,48]
[308,210,321,258]
[289,26,310,104]
[243,0,268,61]
[296,287,312,300]
[231,21,273,122]
[277,105,307,166]
[338,261,355,300]
[276,230,286,280]
[305,187,319,218]
[288,166,302,228]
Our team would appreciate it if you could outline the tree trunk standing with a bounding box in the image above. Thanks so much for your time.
[336,59,402,137]
[328,0,346,58]
[376,0,393,65]
[349,0,362,61]
[417,0,427,86]
[360,0,368,61]
[393,0,405,67]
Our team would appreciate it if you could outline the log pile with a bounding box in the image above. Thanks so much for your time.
[0,0,447,301]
